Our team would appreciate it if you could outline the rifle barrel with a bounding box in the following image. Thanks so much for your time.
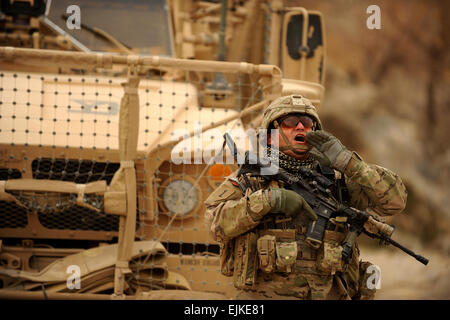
[379,233,429,265]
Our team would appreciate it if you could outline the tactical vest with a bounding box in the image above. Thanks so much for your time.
[225,166,362,294]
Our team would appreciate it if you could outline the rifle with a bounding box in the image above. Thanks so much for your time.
[223,133,429,265]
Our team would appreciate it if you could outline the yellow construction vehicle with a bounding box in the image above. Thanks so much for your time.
[0,0,325,299]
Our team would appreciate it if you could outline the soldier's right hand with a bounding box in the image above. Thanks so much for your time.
[267,187,317,220]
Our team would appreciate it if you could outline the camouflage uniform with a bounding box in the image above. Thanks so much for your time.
[205,95,407,300]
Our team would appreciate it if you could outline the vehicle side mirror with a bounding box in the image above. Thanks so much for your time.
[281,9,326,85]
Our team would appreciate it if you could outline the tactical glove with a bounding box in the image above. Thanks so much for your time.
[306,130,353,172]
[268,187,317,220]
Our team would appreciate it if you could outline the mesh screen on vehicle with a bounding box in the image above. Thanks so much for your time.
[31,158,120,184]
[0,53,280,296]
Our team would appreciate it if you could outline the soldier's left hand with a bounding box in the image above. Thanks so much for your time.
[268,187,317,220]
[306,130,353,172]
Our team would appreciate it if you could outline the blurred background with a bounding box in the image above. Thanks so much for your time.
[288,0,449,299]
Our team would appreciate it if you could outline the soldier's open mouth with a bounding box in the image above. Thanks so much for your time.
[294,135,305,142]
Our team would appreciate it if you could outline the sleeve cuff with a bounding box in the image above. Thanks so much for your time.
[334,149,354,172]
[247,189,271,221]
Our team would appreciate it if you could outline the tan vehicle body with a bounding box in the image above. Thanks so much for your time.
[0,0,326,299]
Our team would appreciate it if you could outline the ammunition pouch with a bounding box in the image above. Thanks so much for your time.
[256,229,297,274]
[233,232,258,289]
[316,241,344,274]
[275,241,298,273]
[257,235,276,273]
[316,230,346,274]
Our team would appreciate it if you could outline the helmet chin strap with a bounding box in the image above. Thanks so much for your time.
[273,120,310,155]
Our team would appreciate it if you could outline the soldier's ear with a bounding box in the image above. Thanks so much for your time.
[266,121,279,146]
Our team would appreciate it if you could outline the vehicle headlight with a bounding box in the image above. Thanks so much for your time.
[159,176,202,219]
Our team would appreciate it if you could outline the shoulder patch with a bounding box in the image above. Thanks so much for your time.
[217,189,233,199]
[204,179,243,207]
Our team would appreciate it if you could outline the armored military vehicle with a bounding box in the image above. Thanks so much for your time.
[0,0,325,299]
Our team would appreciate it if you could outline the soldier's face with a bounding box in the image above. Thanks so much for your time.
[268,115,314,159]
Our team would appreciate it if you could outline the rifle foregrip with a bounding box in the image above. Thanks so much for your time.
[366,216,394,236]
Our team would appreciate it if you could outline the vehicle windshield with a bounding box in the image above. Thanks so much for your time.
[46,0,173,56]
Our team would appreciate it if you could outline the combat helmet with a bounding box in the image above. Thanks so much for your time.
[260,94,322,155]
[260,94,322,130]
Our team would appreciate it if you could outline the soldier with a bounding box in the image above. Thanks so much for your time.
[204,94,408,300]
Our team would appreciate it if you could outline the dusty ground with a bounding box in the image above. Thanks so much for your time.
[359,243,450,300]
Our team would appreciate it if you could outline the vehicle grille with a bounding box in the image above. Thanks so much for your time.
[31,158,120,184]
[0,160,137,236]
[0,201,28,229]
[37,206,119,231]
[0,169,27,229]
